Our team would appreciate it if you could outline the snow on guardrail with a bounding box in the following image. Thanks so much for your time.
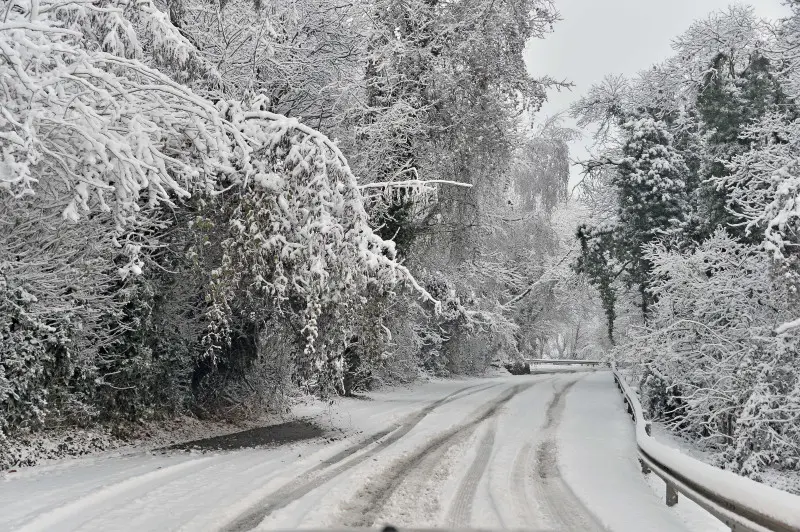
[611,365,800,532]
[526,359,606,365]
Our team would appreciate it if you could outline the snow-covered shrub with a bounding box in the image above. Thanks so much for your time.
[0,0,436,443]
[1,425,117,470]
[0,278,64,435]
[405,270,520,375]
[0,0,234,438]
[195,102,435,396]
[93,264,203,421]
[0,191,126,431]
[732,356,800,477]
[193,318,299,419]
[504,362,531,375]
[721,113,800,295]
[621,230,800,475]
[371,297,433,384]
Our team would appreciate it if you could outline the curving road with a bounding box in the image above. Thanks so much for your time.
[1,373,705,532]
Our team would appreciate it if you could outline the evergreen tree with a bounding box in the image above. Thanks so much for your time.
[576,113,688,330]
[696,51,788,240]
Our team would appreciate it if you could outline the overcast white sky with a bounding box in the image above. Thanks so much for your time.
[524,0,791,188]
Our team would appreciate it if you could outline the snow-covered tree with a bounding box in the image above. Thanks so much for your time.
[576,113,688,332]
[571,4,800,478]
[200,103,435,394]
[623,230,800,477]
[0,0,437,447]
[721,113,800,286]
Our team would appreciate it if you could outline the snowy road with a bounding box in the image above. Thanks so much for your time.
[2,372,713,531]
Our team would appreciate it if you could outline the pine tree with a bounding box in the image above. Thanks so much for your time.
[576,112,688,330]
[615,114,689,315]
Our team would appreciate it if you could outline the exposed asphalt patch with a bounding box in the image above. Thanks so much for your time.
[161,420,326,452]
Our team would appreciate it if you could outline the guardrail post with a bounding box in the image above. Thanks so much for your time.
[665,482,679,507]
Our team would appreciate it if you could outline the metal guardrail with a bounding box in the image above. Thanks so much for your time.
[526,358,606,366]
[611,366,800,532]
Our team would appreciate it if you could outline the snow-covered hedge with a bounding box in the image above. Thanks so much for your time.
[200,105,435,393]
[623,231,800,476]
[0,0,430,457]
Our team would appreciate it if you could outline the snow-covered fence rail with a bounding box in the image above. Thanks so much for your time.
[611,366,800,532]
[526,359,606,366]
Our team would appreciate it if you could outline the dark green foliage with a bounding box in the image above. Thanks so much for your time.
[696,52,788,240]
[575,113,688,332]
[577,50,791,337]
[375,198,417,258]
[95,274,199,422]
[575,225,617,340]
[614,114,688,310]
[0,282,68,433]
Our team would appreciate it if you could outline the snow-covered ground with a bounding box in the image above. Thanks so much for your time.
[2,372,726,531]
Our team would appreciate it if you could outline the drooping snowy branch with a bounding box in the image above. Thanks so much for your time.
[0,1,242,247]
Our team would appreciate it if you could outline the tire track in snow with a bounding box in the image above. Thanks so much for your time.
[222,381,499,531]
[485,378,558,529]
[15,456,219,532]
[337,382,534,528]
[447,417,498,527]
[377,419,474,527]
[531,377,605,532]
[85,451,298,532]
[305,382,495,475]
[510,442,540,527]
[486,466,509,529]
